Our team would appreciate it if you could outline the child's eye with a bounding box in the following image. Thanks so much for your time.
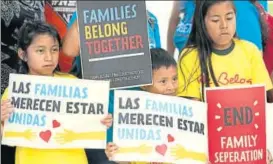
[227,17,233,21]
[52,48,59,52]
[173,76,178,81]
[160,80,166,84]
[211,19,219,23]
[36,49,44,53]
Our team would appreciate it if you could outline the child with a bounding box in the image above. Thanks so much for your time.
[167,1,268,57]
[177,0,273,102]
[0,21,112,164]
[62,9,162,163]
[104,48,177,164]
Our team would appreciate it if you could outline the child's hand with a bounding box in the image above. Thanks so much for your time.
[105,142,119,160]
[1,99,14,122]
[101,114,113,129]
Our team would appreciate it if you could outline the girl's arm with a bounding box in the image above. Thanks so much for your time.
[62,15,80,57]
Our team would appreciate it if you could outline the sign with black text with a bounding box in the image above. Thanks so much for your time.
[77,1,152,89]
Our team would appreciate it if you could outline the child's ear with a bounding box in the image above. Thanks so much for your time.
[18,48,27,62]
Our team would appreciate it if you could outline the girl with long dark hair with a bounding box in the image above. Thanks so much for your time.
[177,0,273,102]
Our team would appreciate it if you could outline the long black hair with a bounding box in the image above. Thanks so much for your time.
[16,21,62,74]
[179,0,235,100]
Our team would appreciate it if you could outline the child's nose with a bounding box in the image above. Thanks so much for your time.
[220,19,228,29]
[44,52,53,61]
[167,82,176,90]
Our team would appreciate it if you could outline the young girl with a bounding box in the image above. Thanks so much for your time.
[177,0,273,102]
[0,21,112,164]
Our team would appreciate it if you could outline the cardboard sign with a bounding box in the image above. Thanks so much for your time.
[2,74,109,149]
[205,85,267,164]
[77,1,152,89]
[113,90,208,163]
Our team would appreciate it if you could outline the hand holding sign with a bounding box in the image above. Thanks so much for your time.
[100,114,113,128]
[4,129,36,141]
[1,99,14,122]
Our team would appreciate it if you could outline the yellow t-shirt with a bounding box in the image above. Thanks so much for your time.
[177,39,273,100]
[1,72,88,164]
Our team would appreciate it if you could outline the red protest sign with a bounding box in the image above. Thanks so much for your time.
[205,85,266,164]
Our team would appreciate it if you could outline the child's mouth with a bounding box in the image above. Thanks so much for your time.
[43,64,54,68]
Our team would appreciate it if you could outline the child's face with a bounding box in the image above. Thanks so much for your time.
[22,34,59,76]
[143,65,178,96]
[205,1,236,49]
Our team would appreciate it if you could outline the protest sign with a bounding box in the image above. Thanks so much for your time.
[205,85,267,164]
[112,90,208,163]
[2,74,109,149]
[77,1,152,89]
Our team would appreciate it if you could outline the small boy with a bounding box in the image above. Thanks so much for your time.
[105,48,177,164]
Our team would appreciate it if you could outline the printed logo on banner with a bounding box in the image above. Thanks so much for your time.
[205,85,267,164]
[77,1,152,89]
[2,74,109,149]
[112,90,208,163]
[47,0,76,23]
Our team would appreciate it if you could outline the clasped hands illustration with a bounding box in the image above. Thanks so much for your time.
[106,142,207,162]
[3,114,112,144]
[4,128,106,144]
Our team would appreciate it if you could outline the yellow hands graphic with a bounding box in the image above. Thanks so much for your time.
[118,144,153,154]
[54,129,106,144]
[4,129,36,141]
[137,144,153,154]
[171,144,207,162]
[54,129,77,144]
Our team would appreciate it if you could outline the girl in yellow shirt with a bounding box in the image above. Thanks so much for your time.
[0,21,112,164]
[177,1,273,102]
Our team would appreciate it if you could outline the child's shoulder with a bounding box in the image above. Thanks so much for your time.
[54,72,77,79]
[234,39,261,58]
[179,47,199,63]
[234,39,258,50]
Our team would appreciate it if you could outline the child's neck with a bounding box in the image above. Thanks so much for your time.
[213,40,233,50]
[212,40,235,56]
[28,72,54,77]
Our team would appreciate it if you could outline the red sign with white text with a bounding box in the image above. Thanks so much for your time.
[205,85,266,164]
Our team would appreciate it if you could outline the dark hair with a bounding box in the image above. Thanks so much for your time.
[249,0,268,51]
[179,1,235,100]
[17,21,62,74]
[150,48,177,71]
